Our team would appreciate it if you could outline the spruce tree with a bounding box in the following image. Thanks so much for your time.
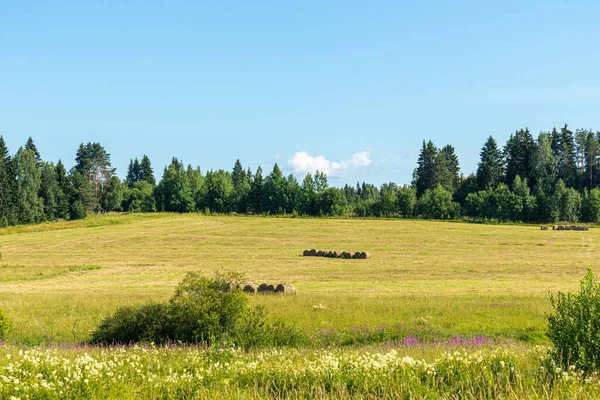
[559,124,577,187]
[250,167,264,213]
[413,140,438,197]
[476,136,504,190]
[504,128,535,186]
[25,137,41,164]
[154,158,194,212]
[55,160,70,219]
[434,144,460,193]
[39,162,60,220]
[0,137,17,226]
[126,159,137,187]
[140,155,155,185]
[14,147,44,224]
[264,163,286,214]
[584,131,599,189]
[231,160,250,213]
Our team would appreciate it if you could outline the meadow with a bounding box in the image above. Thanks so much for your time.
[0,214,597,398]
[0,213,594,344]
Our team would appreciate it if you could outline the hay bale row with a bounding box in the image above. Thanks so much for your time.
[241,282,296,295]
[552,225,589,231]
[303,249,371,259]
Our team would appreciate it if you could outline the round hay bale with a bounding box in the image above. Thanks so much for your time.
[309,249,317,256]
[275,283,296,295]
[243,283,258,294]
[258,283,275,294]
[303,249,310,256]
[363,251,371,259]
[552,225,558,230]
[341,251,351,259]
[328,250,336,258]
[540,225,548,230]
[316,250,324,257]
[351,251,360,259]
[557,225,565,231]
[565,225,571,231]
[333,250,342,258]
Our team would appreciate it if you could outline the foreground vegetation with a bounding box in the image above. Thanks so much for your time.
[1,343,599,399]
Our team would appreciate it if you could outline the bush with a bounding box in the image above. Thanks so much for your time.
[547,267,600,372]
[90,302,171,345]
[168,271,247,344]
[0,309,11,340]
[90,271,299,348]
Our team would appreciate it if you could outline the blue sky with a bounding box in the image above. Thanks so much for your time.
[1,1,599,186]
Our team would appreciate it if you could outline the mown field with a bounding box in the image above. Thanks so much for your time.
[0,213,594,344]
[1,214,598,398]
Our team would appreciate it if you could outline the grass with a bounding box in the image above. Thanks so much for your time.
[1,342,599,399]
[0,213,595,344]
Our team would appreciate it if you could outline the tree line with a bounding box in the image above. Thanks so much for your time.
[2,124,600,226]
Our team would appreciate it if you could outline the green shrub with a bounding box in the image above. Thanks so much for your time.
[547,267,600,372]
[168,271,247,344]
[0,309,11,340]
[90,302,171,345]
[91,271,300,348]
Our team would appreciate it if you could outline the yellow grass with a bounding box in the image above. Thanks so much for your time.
[0,213,594,343]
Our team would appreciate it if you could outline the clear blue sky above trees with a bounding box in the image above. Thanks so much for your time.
[1,0,599,186]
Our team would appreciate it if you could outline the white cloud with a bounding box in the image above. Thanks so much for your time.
[288,150,373,177]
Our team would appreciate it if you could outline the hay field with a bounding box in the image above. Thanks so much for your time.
[0,213,595,343]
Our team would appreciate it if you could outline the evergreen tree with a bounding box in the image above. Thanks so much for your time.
[583,130,599,189]
[504,128,535,186]
[300,173,316,215]
[414,140,438,197]
[13,147,44,224]
[39,162,60,220]
[264,163,286,214]
[231,160,250,213]
[126,158,141,187]
[139,155,155,185]
[285,174,301,214]
[54,160,70,219]
[476,136,504,190]
[155,158,195,212]
[75,142,115,207]
[68,169,96,219]
[314,171,328,193]
[0,137,17,226]
[204,170,234,213]
[249,167,264,213]
[25,137,41,164]
[559,124,577,187]
[434,144,460,193]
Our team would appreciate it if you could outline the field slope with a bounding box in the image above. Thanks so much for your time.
[0,214,594,343]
